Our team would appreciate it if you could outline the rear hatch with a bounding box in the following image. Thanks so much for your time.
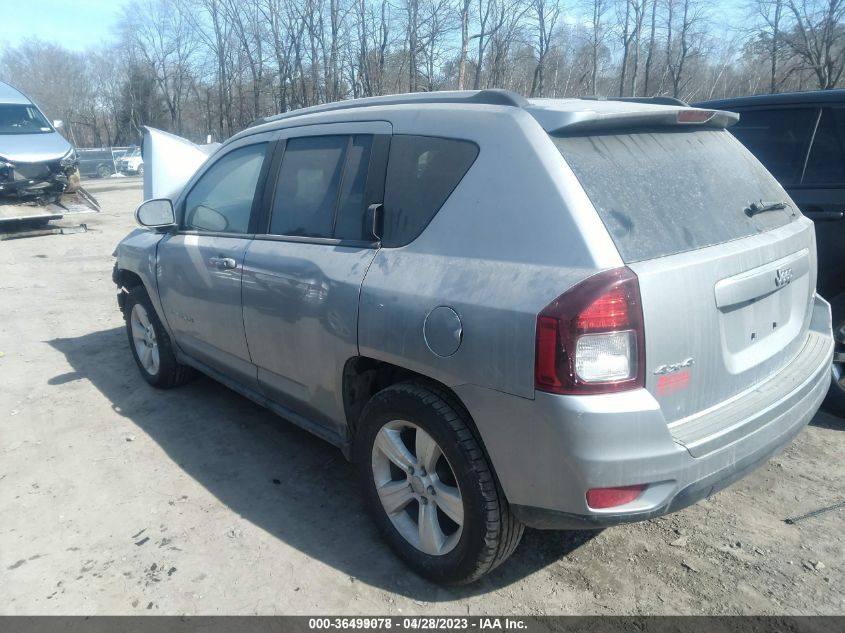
[552,124,816,426]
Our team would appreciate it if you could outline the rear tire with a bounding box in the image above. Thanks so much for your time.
[97,164,112,178]
[123,286,193,389]
[355,382,523,584]
[823,293,845,418]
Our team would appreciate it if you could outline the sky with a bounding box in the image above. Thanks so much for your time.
[2,0,747,54]
[2,0,131,52]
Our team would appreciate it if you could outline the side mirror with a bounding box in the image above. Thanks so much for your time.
[366,203,384,241]
[135,198,175,229]
[52,120,64,130]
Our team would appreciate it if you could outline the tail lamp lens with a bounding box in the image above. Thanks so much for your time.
[535,267,645,395]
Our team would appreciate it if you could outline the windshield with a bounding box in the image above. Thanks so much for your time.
[0,104,53,135]
[553,128,795,262]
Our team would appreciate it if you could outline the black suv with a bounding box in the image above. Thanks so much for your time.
[77,148,116,178]
[697,90,845,414]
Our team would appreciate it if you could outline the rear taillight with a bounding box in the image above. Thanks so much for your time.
[534,267,645,395]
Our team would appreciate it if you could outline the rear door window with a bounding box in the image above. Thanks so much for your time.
[334,136,374,240]
[553,129,795,262]
[803,108,845,186]
[382,136,478,247]
[729,108,817,185]
[269,134,374,240]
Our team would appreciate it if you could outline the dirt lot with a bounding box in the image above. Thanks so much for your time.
[1,177,843,615]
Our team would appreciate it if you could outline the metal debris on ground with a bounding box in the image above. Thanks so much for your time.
[0,223,87,240]
[784,500,845,524]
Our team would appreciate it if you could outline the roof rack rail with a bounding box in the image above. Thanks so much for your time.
[580,95,690,107]
[250,89,528,128]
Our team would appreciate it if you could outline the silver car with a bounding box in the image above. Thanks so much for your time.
[113,90,834,584]
[0,81,99,223]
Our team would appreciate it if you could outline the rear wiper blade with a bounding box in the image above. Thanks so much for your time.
[745,200,790,216]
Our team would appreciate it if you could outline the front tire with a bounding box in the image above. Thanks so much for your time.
[355,382,523,584]
[123,286,193,388]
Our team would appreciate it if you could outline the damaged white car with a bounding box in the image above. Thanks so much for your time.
[0,81,99,224]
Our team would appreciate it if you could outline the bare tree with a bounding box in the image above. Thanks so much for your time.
[120,0,198,135]
[617,0,647,96]
[486,0,531,87]
[418,0,457,90]
[583,0,609,94]
[642,0,659,94]
[785,0,845,88]
[530,0,561,96]
[751,0,787,91]
[665,0,705,97]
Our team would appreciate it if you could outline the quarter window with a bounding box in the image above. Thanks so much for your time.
[184,143,267,234]
[269,135,374,240]
[382,136,478,247]
[729,108,817,185]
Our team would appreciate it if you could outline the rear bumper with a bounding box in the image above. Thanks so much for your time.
[455,294,833,530]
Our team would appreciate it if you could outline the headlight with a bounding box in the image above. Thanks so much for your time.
[60,148,78,169]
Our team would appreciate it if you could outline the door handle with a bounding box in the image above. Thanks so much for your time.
[209,256,237,270]
[803,209,845,222]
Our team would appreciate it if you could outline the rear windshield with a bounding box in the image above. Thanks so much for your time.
[553,129,795,262]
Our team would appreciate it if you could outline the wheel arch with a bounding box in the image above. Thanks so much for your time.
[113,266,170,337]
[341,357,501,489]
[114,268,145,293]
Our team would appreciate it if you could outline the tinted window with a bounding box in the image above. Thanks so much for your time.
[184,143,267,234]
[803,108,845,185]
[270,136,346,238]
[334,136,373,240]
[554,129,794,262]
[269,135,374,240]
[382,136,479,247]
[729,108,817,184]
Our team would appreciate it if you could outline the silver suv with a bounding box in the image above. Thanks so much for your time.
[113,90,834,584]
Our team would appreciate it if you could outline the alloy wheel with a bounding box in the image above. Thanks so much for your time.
[371,420,464,556]
[130,303,160,376]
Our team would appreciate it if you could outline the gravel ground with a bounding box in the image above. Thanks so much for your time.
[0,177,843,615]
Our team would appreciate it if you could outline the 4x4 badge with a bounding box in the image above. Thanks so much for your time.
[654,358,695,375]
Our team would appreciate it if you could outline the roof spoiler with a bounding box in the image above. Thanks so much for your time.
[528,104,739,135]
[579,95,690,107]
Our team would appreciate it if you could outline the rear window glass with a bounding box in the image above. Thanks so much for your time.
[553,129,795,262]
[382,136,478,247]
